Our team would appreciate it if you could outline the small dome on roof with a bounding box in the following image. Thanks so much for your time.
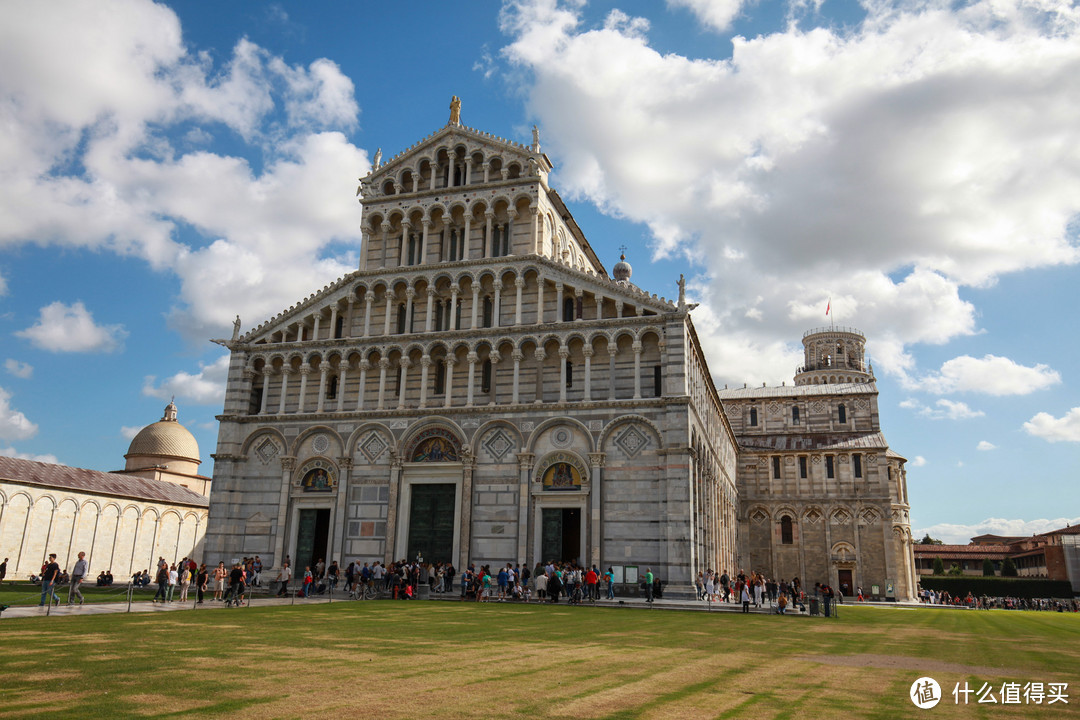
[613,253,632,283]
[125,401,200,466]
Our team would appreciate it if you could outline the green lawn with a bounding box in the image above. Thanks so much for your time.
[1,602,1077,718]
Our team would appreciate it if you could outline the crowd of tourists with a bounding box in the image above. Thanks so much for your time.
[918,587,1079,611]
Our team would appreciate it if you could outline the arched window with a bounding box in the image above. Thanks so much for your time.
[396,304,407,334]
[781,516,793,545]
[562,298,575,322]
[565,360,573,388]
[433,300,445,332]
[334,315,344,339]
[434,360,446,395]
[248,381,261,415]
[481,359,492,393]
[749,407,758,426]
[482,296,493,328]
[838,403,847,424]
[792,406,800,424]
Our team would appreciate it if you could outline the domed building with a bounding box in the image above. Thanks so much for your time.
[121,401,211,495]
[0,403,210,581]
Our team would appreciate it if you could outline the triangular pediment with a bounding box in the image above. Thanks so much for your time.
[363,123,549,186]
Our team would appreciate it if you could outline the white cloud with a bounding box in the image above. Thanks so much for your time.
[0,446,58,465]
[976,440,996,451]
[15,301,127,353]
[667,0,746,33]
[910,455,927,467]
[0,1,368,342]
[4,359,33,379]
[0,270,7,297]
[1024,407,1080,443]
[915,517,1080,545]
[143,354,230,405]
[900,397,984,420]
[498,0,1080,381]
[120,426,142,441]
[0,387,38,441]
[910,354,1061,396]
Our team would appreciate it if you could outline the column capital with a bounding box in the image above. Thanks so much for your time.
[406,286,417,299]
[337,457,355,470]
[381,221,392,232]
[489,351,502,364]
[485,210,495,220]
[466,352,479,364]
[299,364,312,375]
[582,346,594,358]
[365,291,377,302]
[450,284,460,295]
[280,456,297,471]
[243,368,257,379]
[399,357,412,369]
[358,359,371,371]
[427,287,437,298]
[589,452,606,468]
[445,356,457,368]
[420,355,433,368]
[319,364,330,375]
[534,349,546,362]
[515,276,526,288]
[516,452,536,470]
[558,347,570,359]
[512,349,525,362]
[632,341,643,353]
[378,358,391,370]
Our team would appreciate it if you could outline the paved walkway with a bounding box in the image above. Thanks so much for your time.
[1,590,817,620]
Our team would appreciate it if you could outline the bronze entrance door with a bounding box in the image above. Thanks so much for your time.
[295,509,330,578]
[540,507,581,564]
[406,483,456,564]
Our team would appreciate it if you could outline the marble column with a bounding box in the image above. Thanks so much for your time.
[582,346,593,402]
[377,358,389,410]
[277,367,291,414]
[514,277,525,325]
[511,349,523,404]
[297,363,311,413]
[444,356,456,408]
[465,352,478,407]
[363,291,375,337]
[397,357,411,409]
[356,360,369,411]
[632,341,643,399]
[316,366,329,412]
[419,355,432,408]
[558,348,569,403]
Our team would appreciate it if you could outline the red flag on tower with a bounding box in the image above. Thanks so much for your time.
[825,298,831,317]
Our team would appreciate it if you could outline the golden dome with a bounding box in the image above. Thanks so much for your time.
[125,401,201,466]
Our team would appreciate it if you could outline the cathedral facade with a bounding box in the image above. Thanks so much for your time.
[204,102,913,599]
[204,104,738,593]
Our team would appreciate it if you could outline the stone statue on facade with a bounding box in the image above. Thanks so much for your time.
[449,96,461,125]
[532,125,541,153]
[232,315,241,340]
[373,147,382,169]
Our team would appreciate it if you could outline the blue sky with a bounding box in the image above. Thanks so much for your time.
[1,0,1078,544]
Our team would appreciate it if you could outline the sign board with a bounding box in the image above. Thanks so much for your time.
[625,565,639,584]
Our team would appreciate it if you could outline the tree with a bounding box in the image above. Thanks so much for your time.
[920,534,944,545]
[1001,557,1018,577]
[933,557,945,575]
[982,558,996,576]
[948,562,964,576]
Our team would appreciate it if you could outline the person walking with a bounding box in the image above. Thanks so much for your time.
[167,564,178,602]
[196,564,208,604]
[605,567,615,600]
[68,551,88,605]
[644,568,654,603]
[39,553,61,606]
[152,562,169,603]
[0,557,8,585]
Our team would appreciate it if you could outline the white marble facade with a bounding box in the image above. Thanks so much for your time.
[204,105,738,593]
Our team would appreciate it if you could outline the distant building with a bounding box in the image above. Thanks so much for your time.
[914,525,1080,592]
[0,402,210,579]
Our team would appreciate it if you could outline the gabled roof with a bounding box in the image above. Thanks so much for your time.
[717,382,877,399]
[0,456,209,508]
[738,431,889,453]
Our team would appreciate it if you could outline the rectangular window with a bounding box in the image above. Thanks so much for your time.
[653,365,662,397]
[853,453,863,478]
[826,455,835,479]
[772,456,781,479]
[799,456,807,479]
[434,361,446,395]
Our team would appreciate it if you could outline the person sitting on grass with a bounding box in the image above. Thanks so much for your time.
[98,571,109,587]
[776,593,789,615]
